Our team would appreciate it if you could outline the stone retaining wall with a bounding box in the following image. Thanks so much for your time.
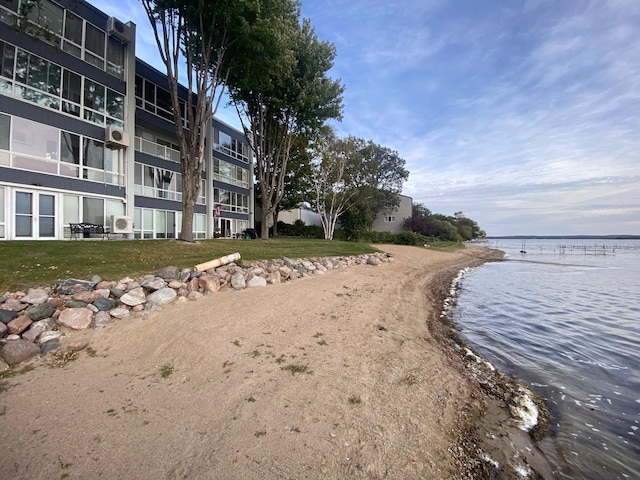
[0,253,392,369]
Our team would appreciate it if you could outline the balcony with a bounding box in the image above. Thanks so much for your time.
[135,137,180,163]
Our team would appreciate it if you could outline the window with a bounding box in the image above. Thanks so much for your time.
[0,186,4,238]
[62,10,82,58]
[62,70,81,116]
[106,37,124,79]
[82,197,104,225]
[83,79,105,124]
[384,216,396,222]
[0,113,9,150]
[0,41,14,79]
[84,23,105,69]
[60,131,80,177]
[26,0,63,43]
[83,138,105,181]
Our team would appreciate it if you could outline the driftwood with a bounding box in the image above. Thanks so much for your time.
[193,252,241,272]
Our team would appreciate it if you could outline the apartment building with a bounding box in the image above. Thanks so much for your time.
[0,0,252,240]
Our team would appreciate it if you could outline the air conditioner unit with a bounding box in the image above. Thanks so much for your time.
[111,215,133,234]
[107,17,132,44]
[105,127,129,149]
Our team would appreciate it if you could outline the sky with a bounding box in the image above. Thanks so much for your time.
[93,0,640,236]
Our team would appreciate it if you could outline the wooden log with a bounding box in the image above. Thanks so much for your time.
[193,252,241,272]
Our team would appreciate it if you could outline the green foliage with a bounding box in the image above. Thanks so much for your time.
[403,203,486,242]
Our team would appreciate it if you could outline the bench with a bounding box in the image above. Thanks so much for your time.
[69,223,110,240]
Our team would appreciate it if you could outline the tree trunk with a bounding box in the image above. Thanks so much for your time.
[260,209,271,240]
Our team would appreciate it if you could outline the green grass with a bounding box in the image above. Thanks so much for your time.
[0,238,379,292]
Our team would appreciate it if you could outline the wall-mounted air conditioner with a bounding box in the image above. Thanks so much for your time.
[105,127,129,149]
[107,17,132,44]
[111,215,133,234]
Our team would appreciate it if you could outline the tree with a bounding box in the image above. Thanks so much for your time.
[309,131,360,240]
[141,0,251,242]
[228,2,344,239]
[339,141,409,239]
[403,204,485,241]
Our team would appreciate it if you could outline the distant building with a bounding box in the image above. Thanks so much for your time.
[371,194,412,233]
[0,0,252,240]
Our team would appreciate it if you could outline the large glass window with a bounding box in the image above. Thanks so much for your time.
[11,117,58,173]
[62,70,81,116]
[0,41,14,79]
[83,138,104,169]
[62,10,82,57]
[26,0,63,40]
[82,197,104,225]
[84,23,105,69]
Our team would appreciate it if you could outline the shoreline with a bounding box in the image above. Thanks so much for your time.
[0,244,552,479]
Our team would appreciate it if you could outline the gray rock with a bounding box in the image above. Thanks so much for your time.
[64,301,88,309]
[93,311,113,329]
[0,309,18,324]
[57,308,93,330]
[231,272,246,290]
[0,339,41,366]
[146,288,177,308]
[27,302,55,321]
[367,256,382,266]
[120,287,146,307]
[110,288,125,299]
[40,338,60,354]
[20,288,49,305]
[141,277,166,291]
[55,278,95,295]
[109,308,131,319]
[0,322,7,337]
[156,266,181,281]
[246,275,267,288]
[282,257,300,268]
[93,297,116,311]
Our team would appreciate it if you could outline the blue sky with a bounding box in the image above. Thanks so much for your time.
[94,1,640,236]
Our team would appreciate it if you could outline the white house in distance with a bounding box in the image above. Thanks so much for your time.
[278,193,413,233]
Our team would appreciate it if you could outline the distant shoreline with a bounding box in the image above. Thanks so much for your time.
[485,235,640,240]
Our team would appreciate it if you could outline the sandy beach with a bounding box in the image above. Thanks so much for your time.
[0,244,552,479]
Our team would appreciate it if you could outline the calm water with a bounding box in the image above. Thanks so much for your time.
[452,239,640,479]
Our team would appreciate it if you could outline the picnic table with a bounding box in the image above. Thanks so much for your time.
[69,223,110,239]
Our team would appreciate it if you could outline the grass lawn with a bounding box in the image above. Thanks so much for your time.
[0,238,381,293]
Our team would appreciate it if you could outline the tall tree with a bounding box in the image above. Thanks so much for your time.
[141,0,251,242]
[228,2,344,239]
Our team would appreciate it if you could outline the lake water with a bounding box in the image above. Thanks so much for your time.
[452,238,640,479]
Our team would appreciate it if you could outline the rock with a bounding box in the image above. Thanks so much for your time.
[72,291,97,303]
[48,297,64,309]
[156,266,181,281]
[93,297,116,311]
[120,287,146,307]
[27,302,55,321]
[141,277,166,291]
[57,308,93,330]
[0,323,7,337]
[40,338,60,354]
[188,277,200,292]
[0,358,9,372]
[66,341,89,352]
[110,288,125,299]
[187,291,203,301]
[231,272,246,290]
[282,257,300,268]
[109,308,131,319]
[2,298,27,312]
[168,280,182,289]
[21,319,53,342]
[367,257,382,266]
[95,280,113,290]
[93,311,113,329]
[199,275,220,293]
[0,339,41,366]
[246,275,267,288]
[7,315,32,335]
[65,301,88,308]
[0,309,18,324]
[20,288,49,305]
[55,278,95,295]
[38,331,63,345]
[146,288,177,308]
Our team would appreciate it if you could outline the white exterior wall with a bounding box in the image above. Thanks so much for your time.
[371,194,412,233]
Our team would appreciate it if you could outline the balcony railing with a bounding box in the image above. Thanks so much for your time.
[135,137,181,163]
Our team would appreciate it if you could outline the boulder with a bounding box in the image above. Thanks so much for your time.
[246,275,267,288]
[156,266,181,281]
[20,288,49,305]
[57,308,93,330]
[55,278,95,295]
[120,287,146,307]
[146,288,177,308]
[27,302,55,321]
[0,339,41,366]
[93,297,116,311]
[0,309,18,324]
[7,315,32,335]
[141,277,166,292]
[231,272,246,290]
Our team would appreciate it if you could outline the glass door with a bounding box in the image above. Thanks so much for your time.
[15,191,56,239]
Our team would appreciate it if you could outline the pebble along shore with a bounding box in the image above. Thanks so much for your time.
[0,252,393,370]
